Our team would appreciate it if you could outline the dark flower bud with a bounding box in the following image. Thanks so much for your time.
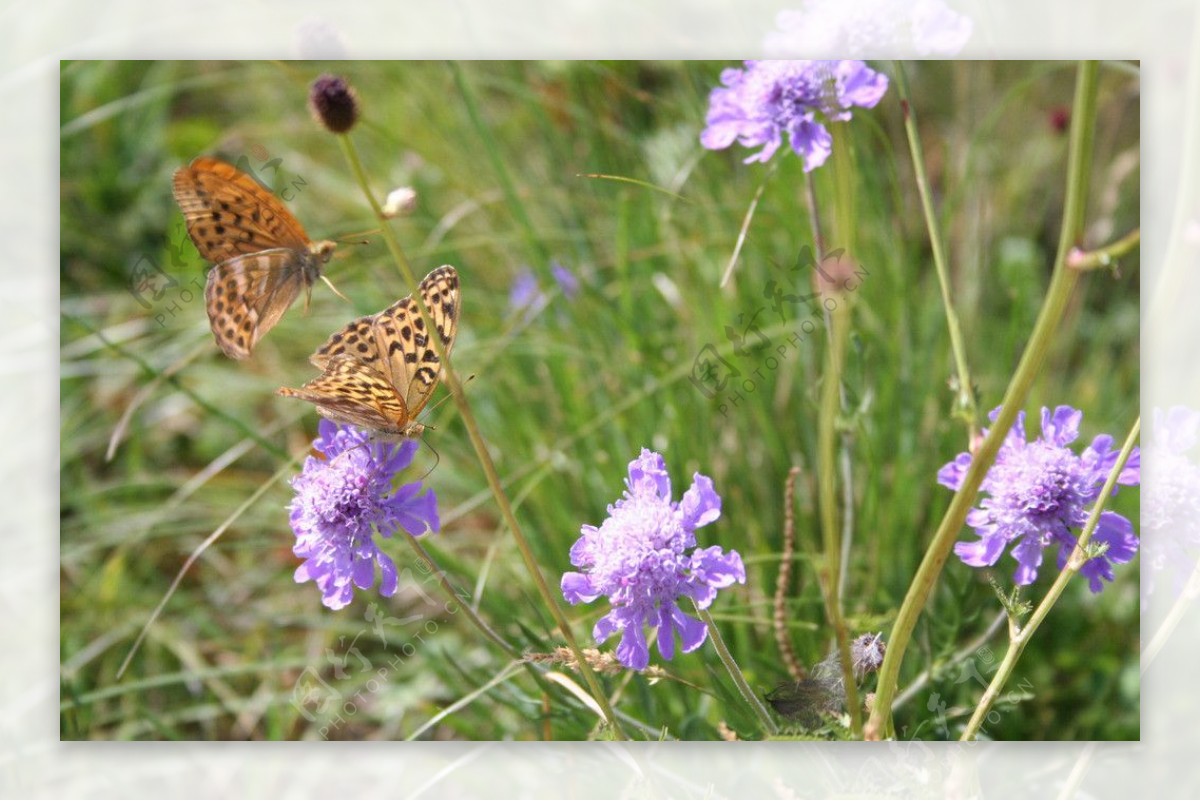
[308,74,359,134]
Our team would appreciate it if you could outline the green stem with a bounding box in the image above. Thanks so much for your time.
[865,60,1101,740]
[400,533,521,660]
[811,122,861,737]
[334,133,626,739]
[894,62,979,435]
[1067,228,1141,270]
[1143,556,1200,669]
[696,605,779,735]
[817,299,860,736]
[960,417,1140,740]
[450,63,550,266]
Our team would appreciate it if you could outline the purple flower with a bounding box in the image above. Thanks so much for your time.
[939,406,1140,594]
[289,420,439,610]
[700,60,888,171]
[508,268,543,313]
[551,261,580,299]
[1142,406,1200,597]
[561,449,745,670]
[764,0,973,58]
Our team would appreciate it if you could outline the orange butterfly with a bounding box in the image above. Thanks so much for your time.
[172,157,343,359]
[278,266,461,438]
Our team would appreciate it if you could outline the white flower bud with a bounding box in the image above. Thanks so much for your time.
[382,186,418,218]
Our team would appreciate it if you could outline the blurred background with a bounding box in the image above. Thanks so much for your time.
[59,60,1139,740]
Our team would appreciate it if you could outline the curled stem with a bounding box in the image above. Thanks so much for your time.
[774,466,807,681]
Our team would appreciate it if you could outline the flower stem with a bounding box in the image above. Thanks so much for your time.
[960,417,1140,740]
[1067,228,1141,270]
[865,60,1101,740]
[894,62,979,437]
[335,133,626,739]
[450,63,550,266]
[400,533,521,660]
[812,125,861,737]
[817,296,861,736]
[696,605,779,735]
[1143,554,1200,668]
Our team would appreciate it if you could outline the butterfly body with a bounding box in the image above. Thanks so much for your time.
[278,266,461,439]
[172,156,337,359]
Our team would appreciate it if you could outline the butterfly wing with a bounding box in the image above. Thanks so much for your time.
[379,265,461,417]
[205,249,311,359]
[310,265,461,418]
[309,307,387,372]
[172,156,311,264]
[277,354,409,433]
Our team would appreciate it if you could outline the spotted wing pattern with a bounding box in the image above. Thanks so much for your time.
[281,266,461,437]
[311,266,460,412]
[204,249,311,360]
[277,355,410,434]
[171,157,334,359]
[172,156,310,262]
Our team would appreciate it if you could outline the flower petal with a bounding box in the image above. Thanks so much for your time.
[627,448,671,499]
[615,621,650,670]
[562,571,600,605]
[680,473,722,529]
[673,605,710,654]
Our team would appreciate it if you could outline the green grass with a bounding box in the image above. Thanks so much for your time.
[60,60,1140,741]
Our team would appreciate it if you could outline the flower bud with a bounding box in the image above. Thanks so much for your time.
[382,186,418,218]
[850,632,886,678]
[308,74,360,134]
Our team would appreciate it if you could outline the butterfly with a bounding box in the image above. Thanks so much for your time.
[172,156,341,360]
[277,266,461,438]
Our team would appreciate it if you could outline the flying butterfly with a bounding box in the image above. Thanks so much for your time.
[277,266,461,438]
[172,156,344,359]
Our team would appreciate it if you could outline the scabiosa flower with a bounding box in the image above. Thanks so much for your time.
[764,0,973,58]
[700,60,888,171]
[551,261,580,299]
[308,74,360,134]
[1141,406,1200,597]
[508,268,544,315]
[939,406,1141,593]
[561,449,745,670]
[289,419,439,610]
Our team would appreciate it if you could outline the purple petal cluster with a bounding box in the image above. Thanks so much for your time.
[939,406,1140,593]
[763,0,973,58]
[562,449,745,670]
[289,420,439,610]
[510,262,581,317]
[508,268,542,313]
[1141,406,1200,597]
[700,60,888,171]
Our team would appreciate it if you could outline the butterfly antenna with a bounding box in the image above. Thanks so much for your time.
[336,227,381,242]
[320,274,352,303]
[418,434,441,481]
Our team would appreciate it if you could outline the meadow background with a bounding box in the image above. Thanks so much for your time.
[59,60,1140,741]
